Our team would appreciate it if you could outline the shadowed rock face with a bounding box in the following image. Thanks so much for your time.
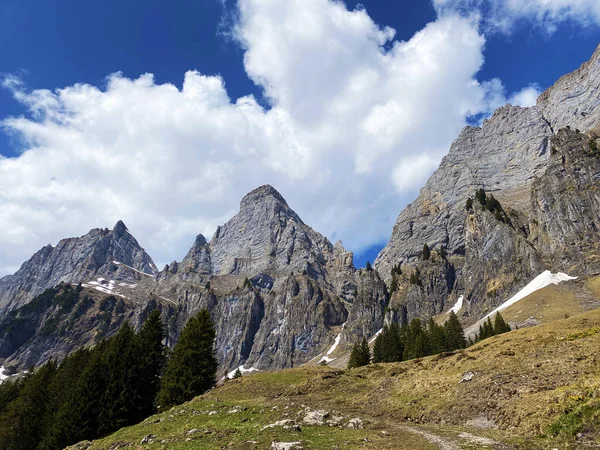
[375,45,600,325]
[0,220,157,314]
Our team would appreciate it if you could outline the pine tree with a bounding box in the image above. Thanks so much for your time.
[427,318,446,354]
[403,319,429,360]
[39,348,92,450]
[389,276,398,294]
[465,197,473,211]
[493,313,511,335]
[361,337,371,363]
[365,261,372,271]
[0,361,57,450]
[475,188,487,206]
[157,309,218,409]
[422,244,431,261]
[136,309,167,417]
[97,322,140,436]
[348,338,370,368]
[233,368,242,379]
[372,332,385,363]
[48,339,110,447]
[444,311,466,350]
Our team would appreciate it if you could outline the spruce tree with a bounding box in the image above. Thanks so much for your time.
[157,309,218,409]
[384,323,404,362]
[365,261,372,271]
[136,309,167,418]
[403,319,429,360]
[493,313,511,335]
[422,244,431,261]
[233,368,242,379]
[389,276,398,294]
[0,361,57,450]
[347,338,370,368]
[49,339,110,448]
[372,332,384,363]
[444,311,466,350]
[465,197,473,211]
[39,348,91,450]
[97,322,140,436]
[427,318,446,354]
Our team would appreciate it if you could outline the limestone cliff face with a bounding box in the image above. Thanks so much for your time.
[375,105,552,281]
[537,45,600,132]
[530,128,600,275]
[0,221,157,314]
[376,44,600,325]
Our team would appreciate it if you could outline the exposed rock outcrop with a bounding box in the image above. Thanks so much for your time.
[0,221,157,314]
[376,44,600,325]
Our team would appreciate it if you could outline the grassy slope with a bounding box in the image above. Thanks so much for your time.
[76,307,600,450]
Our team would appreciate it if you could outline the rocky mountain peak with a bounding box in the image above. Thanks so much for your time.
[0,222,157,313]
[112,220,129,236]
[240,184,289,210]
[207,185,331,277]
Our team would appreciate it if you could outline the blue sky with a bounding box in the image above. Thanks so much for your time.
[1,0,599,273]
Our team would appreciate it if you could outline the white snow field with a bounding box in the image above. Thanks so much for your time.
[483,270,577,320]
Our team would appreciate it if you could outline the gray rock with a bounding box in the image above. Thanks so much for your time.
[0,220,157,314]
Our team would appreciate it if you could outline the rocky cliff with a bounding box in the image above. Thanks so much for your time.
[0,220,157,314]
[376,44,600,325]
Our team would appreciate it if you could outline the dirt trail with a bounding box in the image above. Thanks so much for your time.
[398,425,461,450]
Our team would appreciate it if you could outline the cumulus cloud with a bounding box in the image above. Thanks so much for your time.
[0,0,532,275]
[434,0,600,33]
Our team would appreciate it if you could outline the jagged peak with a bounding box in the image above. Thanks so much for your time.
[112,220,128,235]
[240,185,288,210]
[193,233,208,246]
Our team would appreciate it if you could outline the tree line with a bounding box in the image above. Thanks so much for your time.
[348,311,511,369]
[0,308,217,450]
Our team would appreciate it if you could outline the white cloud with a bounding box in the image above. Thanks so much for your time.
[0,0,529,275]
[434,0,600,33]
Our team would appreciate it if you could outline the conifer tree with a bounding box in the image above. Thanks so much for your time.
[427,318,446,354]
[136,309,167,417]
[97,322,140,436]
[347,338,370,368]
[48,339,110,447]
[493,312,511,335]
[384,323,404,362]
[39,348,91,450]
[233,368,242,379]
[372,332,384,363]
[157,309,218,409]
[403,319,429,360]
[465,197,473,211]
[422,244,431,261]
[0,361,57,450]
[389,276,398,294]
[444,311,466,350]
[365,261,372,271]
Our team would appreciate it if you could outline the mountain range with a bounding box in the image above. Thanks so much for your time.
[2,45,600,378]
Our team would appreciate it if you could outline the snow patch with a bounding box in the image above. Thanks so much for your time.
[483,270,577,320]
[82,278,128,299]
[0,366,9,383]
[448,295,463,315]
[226,365,259,379]
[112,260,155,277]
[368,328,383,344]
[319,323,346,363]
